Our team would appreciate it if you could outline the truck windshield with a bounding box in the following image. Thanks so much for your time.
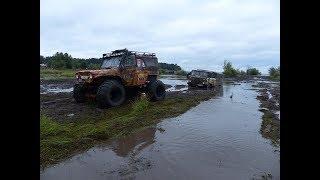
[101,56,121,68]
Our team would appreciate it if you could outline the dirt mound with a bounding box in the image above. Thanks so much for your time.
[253,82,280,146]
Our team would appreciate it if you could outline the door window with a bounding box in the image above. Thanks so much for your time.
[137,59,146,68]
[123,55,136,67]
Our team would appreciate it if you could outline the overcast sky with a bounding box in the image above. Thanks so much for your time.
[40,0,279,73]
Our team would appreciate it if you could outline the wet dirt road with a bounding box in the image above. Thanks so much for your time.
[41,83,280,180]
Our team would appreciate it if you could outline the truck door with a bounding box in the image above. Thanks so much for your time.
[121,55,136,85]
[135,58,148,85]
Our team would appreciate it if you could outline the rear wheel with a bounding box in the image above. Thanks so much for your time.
[73,83,86,103]
[147,80,166,101]
[96,80,126,107]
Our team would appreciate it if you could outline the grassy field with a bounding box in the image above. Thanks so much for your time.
[40,92,215,169]
[40,69,76,80]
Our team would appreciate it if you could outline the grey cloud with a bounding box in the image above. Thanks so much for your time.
[41,0,279,74]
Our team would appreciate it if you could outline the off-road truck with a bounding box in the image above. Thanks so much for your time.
[187,69,223,88]
[73,49,166,107]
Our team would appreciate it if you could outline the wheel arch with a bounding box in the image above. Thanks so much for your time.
[93,75,125,86]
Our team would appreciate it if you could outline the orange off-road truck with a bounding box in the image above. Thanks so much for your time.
[73,49,166,107]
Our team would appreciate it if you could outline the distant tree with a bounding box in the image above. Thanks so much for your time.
[71,59,79,69]
[223,60,238,77]
[64,53,73,69]
[175,70,188,76]
[269,66,280,80]
[80,61,88,69]
[239,70,246,76]
[246,68,261,76]
[159,63,182,71]
[48,52,73,69]
[48,53,63,68]
[159,69,166,75]
[88,63,100,69]
[40,55,44,64]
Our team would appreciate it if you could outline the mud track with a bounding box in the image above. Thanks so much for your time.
[254,81,280,145]
[40,84,220,123]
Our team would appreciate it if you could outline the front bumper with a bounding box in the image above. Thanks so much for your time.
[76,76,93,83]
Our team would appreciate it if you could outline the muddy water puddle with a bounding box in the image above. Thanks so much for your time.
[40,85,73,94]
[41,83,279,180]
[159,77,188,92]
[40,83,74,94]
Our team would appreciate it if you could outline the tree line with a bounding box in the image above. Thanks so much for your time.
[223,60,280,79]
[40,52,187,74]
[40,53,102,69]
[41,53,279,79]
[158,63,182,71]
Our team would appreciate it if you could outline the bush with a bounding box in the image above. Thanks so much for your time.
[159,69,165,74]
[175,70,188,76]
[40,55,44,64]
[239,70,246,76]
[158,63,181,71]
[269,66,280,80]
[223,60,239,77]
[246,68,261,76]
[47,52,73,69]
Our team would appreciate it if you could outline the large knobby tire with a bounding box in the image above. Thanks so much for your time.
[147,80,166,101]
[96,80,126,108]
[73,83,86,103]
[187,81,196,88]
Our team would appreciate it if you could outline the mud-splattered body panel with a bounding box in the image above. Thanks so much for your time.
[75,50,159,87]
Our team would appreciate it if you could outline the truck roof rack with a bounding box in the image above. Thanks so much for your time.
[129,51,156,57]
[102,49,127,58]
[103,48,156,58]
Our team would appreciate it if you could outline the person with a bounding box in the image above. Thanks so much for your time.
[137,59,145,69]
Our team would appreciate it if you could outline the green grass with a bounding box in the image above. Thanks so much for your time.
[269,75,280,81]
[40,69,76,80]
[40,92,215,168]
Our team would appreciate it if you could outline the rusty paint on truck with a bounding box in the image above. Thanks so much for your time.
[75,49,159,88]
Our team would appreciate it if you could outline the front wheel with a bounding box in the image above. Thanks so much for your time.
[73,83,86,103]
[147,80,166,101]
[96,80,126,107]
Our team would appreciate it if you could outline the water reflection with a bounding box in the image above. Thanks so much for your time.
[223,83,232,95]
[215,85,224,97]
[109,127,156,157]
